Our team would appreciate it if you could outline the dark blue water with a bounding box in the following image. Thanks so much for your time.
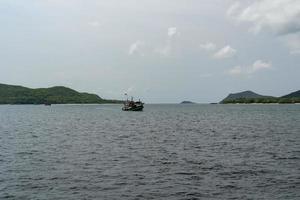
[0,104,299,199]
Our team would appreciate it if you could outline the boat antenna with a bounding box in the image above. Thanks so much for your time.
[124,93,128,101]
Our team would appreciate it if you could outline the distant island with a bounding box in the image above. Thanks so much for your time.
[180,101,196,104]
[220,90,300,104]
[0,83,122,104]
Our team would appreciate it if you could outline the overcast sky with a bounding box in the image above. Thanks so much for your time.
[1,0,299,103]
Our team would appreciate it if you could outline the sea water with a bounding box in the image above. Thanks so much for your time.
[0,104,299,199]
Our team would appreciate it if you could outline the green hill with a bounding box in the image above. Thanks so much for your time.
[281,90,300,98]
[221,90,300,104]
[222,91,272,101]
[0,83,122,104]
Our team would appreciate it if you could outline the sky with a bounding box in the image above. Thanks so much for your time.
[0,0,299,103]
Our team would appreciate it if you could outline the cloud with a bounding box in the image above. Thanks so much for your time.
[155,27,179,56]
[252,60,272,72]
[88,21,100,27]
[124,86,135,96]
[168,27,178,37]
[228,60,272,76]
[228,1,300,54]
[214,45,237,59]
[200,42,216,51]
[226,2,241,17]
[128,41,145,56]
[155,46,172,57]
[228,66,242,76]
[227,0,300,35]
[126,86,134,93]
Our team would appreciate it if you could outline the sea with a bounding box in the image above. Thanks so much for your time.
[0,104,299,200]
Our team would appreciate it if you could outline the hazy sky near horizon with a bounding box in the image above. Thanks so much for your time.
[1,0,300,103]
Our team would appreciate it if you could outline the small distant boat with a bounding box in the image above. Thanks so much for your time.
[122,96,144,111]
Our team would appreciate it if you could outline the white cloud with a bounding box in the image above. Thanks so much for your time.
[155,45,171,57]
[227,0,300,35]
[155,27,179,56]
[214,45,237,59]
[88,21,100,27]
[200,42,216,51]
[252,60,272,72]
[126,86,134,93]
[128,41,145,56]
[228,60,272,76]
[226,2,241,17]
[124,86,135,96]
[228,1,300,54]
[168,27,178,37]
[228,66,242,76]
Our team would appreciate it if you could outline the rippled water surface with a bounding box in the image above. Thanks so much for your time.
[0,104,299,199]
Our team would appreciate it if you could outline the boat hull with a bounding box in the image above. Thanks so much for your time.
[122,105,144,111]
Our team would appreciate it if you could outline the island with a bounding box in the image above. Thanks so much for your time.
[180,101,196,104]
[220,90,300,104]
[0,83,123,104]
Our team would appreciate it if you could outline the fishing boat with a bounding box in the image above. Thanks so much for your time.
[122,96,144,111]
